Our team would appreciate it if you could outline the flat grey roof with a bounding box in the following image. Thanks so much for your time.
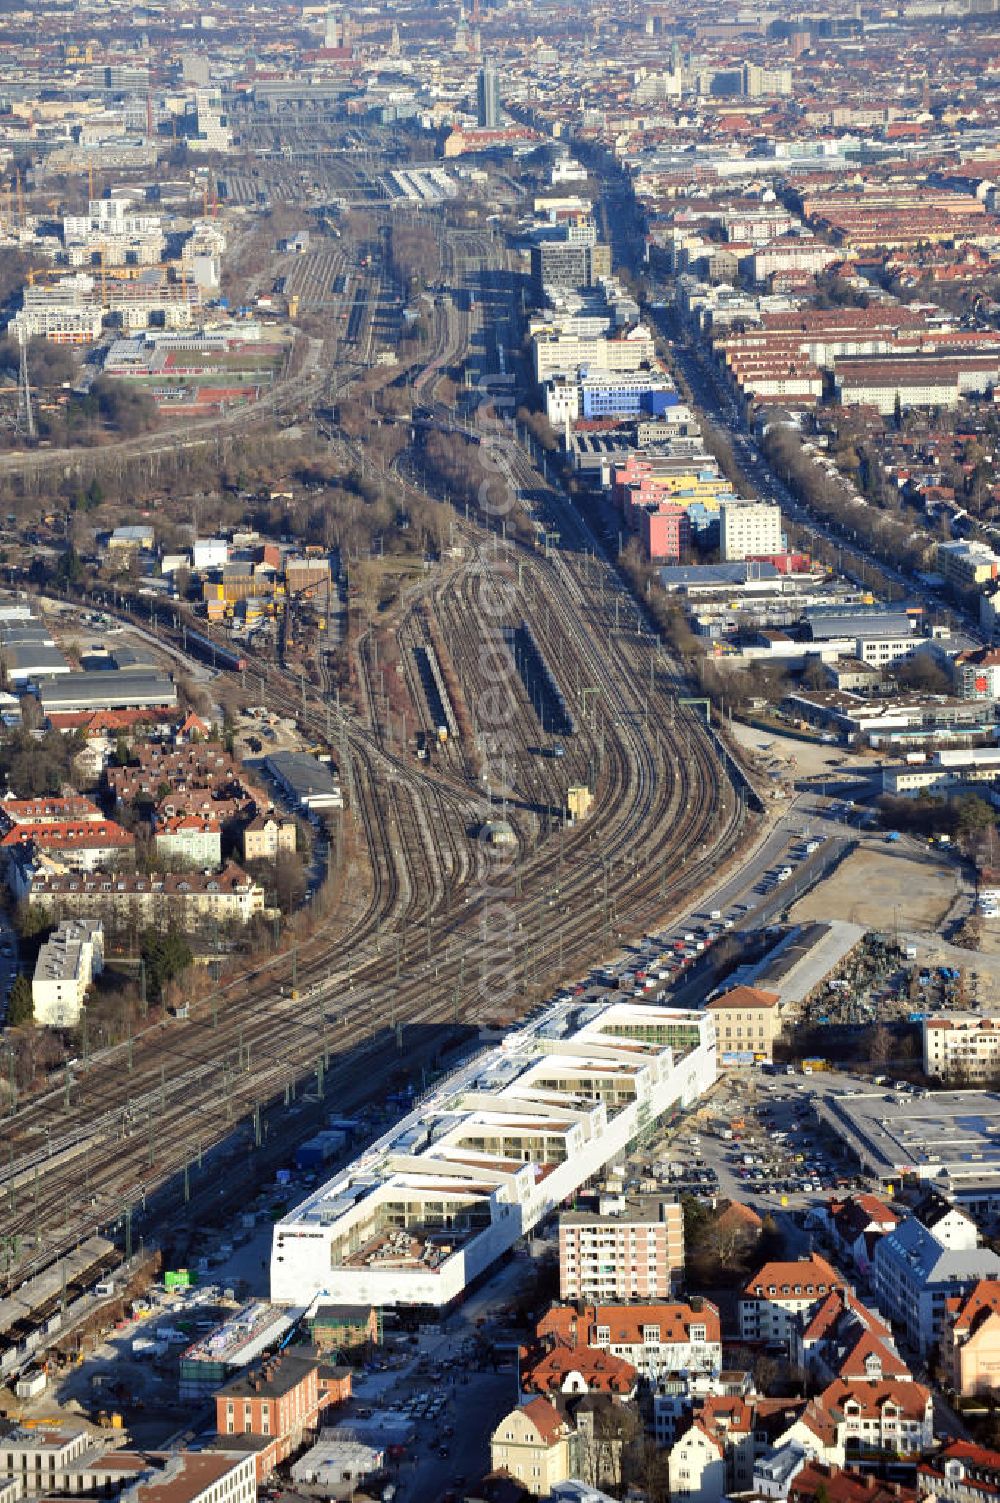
[265,751,339,798]
[807,613,915,641]
[749,919,866,1007]
[818,1086,1000,1188]
[659,562,781,587]
[4,643,70,676]
[39,671,177,711]
[0,623,54,646]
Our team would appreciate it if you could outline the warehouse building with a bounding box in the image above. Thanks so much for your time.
[264,752,342,812]
[883,746,1000,795]
[271,1000,717,1309]
[814,1086,1000,1218]
[38,671,177,715]
[1,641,71,685]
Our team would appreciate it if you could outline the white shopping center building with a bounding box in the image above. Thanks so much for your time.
[271,1000,716,1309]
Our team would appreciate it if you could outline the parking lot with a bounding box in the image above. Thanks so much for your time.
[630,1068,871,1219]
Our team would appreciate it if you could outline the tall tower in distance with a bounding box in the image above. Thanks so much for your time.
[16,329,35,443]
[477,60,501,128]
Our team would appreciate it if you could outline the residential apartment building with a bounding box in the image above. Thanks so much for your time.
[558,1198,684,1302]
[953,647,1000,700]
[537,1301,722,1381]
[522,1344,638,1401]
[941,1280,1000,1396]
[834,358,1000,414]
[749,239,840,285]
[920,1440,1000,1503]
[873,1213,1000,1353]
[31,919,103,1028]
[491,1399,575,1496]
[0,818,135,872]
[154,815,222,870]
[795,1286,911,1387]
[812,1194,902,1279]
[924,1015,1000,1081]
[705,986,782,1064]
[25,862,264,930]
[241,812,296,863]
[938,541,1000,594]
[739,1256,846,1349]
[720,502,783,563]
[669,1393,843,1503]
[819,1377,933,1457]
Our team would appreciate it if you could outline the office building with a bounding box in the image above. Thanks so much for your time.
[477,61,501,128]
[271,1000,717,1308]
[705,985,782,1064]
[531,241,613,300]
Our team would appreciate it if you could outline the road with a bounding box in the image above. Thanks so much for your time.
[660,318,989,647]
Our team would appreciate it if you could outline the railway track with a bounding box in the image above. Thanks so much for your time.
[0,232,752,1304]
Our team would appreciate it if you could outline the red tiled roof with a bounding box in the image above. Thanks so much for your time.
[522,1341,638,1396]
[519,1397,569,1446]
[705,985,781,1012]
[745,1255,844,1300]
[537,1300,721,1349]
[820,1376,931,1420]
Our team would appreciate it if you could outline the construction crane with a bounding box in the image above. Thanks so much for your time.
[14,169,25,225]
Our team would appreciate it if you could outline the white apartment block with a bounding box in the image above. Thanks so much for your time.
[10,304,103,345]
[0,1427,91,1489]
[559,1198,684,1301]
[31,920,104,1028]
[272,1001,717,1307]
[190,89,233,152]
[533,325,657,382]
[739,1256,845,1348]
[750,241,840,283]
[719,501,783,561]
[924,1015,1000,1081]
